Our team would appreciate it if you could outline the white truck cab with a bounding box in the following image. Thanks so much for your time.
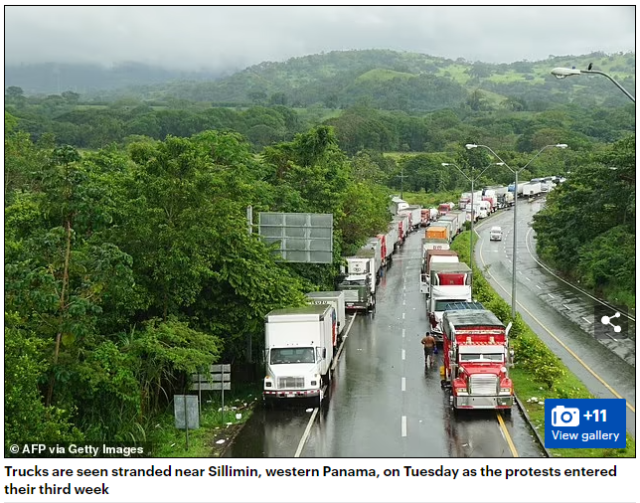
[263,305,335,406]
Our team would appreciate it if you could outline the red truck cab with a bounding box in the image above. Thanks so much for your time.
[441,305,514,411]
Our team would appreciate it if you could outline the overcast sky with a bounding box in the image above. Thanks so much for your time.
[4,6,636,72]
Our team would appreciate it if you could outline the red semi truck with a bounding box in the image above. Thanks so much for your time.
[440,303,514,412]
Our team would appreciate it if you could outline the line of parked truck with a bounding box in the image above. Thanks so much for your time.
[262,178,563,410]
[413,192,518,411]
[263,196,427,406]
[335,196,427,312]
[417,178,563,412]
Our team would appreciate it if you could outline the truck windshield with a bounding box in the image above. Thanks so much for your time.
[270,348,315,365]
[459,353,504,362]
[340,279,366,287]
[435,300,464,311]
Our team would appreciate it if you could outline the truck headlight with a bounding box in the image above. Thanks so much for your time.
[265,382,272,388]
[500,387,512,394]
[310,380,317,386]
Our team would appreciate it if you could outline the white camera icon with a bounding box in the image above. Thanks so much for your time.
[551,406,580,427]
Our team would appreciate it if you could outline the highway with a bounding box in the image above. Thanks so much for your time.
[225,228,545,457]
[474,198,636,438]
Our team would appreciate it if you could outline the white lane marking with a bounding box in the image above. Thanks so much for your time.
[402,313,405,320]
[403,300,406,306]
[525,227,635,322]
[401,416,407,437]
[402,377,406,392]
[525,277,531,281]
[298,312,359,456]
[563,304,572,311]
[402,328,405,338]
[535,285,541,289]
[548,293,555,299]
[331,314,357,371]
[402,349,406,360]
[582,317,593,324]
[294,407,319,457]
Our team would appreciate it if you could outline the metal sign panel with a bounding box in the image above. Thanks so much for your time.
[258,212,333,264]
[189,364,231,391]
[174,395,199,429]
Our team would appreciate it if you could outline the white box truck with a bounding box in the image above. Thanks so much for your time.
[263,305,335,405]
[306,291,346,341]
[399,205,422,232]
[523,182,542,197]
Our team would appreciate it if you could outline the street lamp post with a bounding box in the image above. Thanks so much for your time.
[551,66,635,103]
[464,144,568,318]
[441,162,500,274]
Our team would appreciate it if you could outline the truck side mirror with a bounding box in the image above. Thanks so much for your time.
[322,348,327,360]
[263,350,268,364]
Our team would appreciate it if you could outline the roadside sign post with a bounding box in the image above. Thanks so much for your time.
[174,394,199,451]
[190,364,231,422]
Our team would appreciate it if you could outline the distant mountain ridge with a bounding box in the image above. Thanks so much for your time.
[5,61,230,95]
[6,50,635,110]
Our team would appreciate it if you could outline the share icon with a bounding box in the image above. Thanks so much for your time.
[600,312,622,333]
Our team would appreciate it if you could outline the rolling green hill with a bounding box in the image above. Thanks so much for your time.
[139,49,636,111]
[7,50,635,113]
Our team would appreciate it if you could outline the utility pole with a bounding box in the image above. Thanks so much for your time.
[396,165,409,199]
[465,144,568,318]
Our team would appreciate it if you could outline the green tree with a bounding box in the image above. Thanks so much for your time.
[533,135,635,307]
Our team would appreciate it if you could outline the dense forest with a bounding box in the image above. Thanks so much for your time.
[533,135,635,308]
[4,48,635,448]
[4,86,635,155]
[4,118,393,447]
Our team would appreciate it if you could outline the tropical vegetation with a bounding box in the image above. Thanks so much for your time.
[4,48,634,450]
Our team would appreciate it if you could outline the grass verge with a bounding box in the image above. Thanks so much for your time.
[511,368,635,458]
[451,230,635,458]
[151,383,261,457]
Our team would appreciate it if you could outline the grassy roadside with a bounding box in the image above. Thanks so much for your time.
[510,367,635,457]
[151,383,261,457]
[451,231,635,458]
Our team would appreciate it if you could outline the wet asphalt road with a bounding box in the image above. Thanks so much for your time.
[225,229,545,458]
[474,198,636,437]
